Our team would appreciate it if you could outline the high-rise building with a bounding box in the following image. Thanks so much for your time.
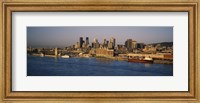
[125,39,132,50]
[93,38,97,43]
[103,39,108,48]
[110,37,116,48]
[95,42,100,48]
[108,42,113,49]
[137,43,144,49]
[82,42,87,48]
[125,39,137,51]
[79,37,84,48]
[132,40,137,49]
[104,39,107,44]
[86,37,89,45]
[93,38,99,48]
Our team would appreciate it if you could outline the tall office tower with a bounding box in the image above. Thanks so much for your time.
[110,37,116,48]
[91,42,95,48]
[103,39,108,48]
[86,37,89,45]
[104,39,107,44]
[95,42,100,48]
[93,38,99,48]
[137,43,144,49]
[79,37,84,48]
[108,42,113,49]
[125,39,133,51]
[132,40,137,49]
[93,38,98,43]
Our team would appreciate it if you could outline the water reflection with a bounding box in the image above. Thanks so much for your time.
[144,63,151,68]
[95,58,113,64]
[54,57,58,62]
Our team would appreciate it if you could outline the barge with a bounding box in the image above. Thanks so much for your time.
[128,57,153,63]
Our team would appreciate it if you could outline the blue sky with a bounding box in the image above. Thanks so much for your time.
[27,26,173,48]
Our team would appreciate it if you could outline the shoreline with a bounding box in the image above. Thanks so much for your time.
[28,54,172,64]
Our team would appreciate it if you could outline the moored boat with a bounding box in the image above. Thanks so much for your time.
[61,55,70,58]
[40,53,44,57]
[128,57,153,63]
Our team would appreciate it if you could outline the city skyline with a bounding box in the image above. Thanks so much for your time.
[27,26,173,48]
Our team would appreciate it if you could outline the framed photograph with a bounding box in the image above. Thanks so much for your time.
[1,0,199,102]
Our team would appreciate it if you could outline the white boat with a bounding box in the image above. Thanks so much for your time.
[144,57,153,61]
[61,55,70,58]
[40,53,44,57]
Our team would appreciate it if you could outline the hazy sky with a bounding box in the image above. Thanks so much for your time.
[27,26,173,48]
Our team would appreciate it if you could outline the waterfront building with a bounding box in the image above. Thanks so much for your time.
[96,48,114,57]
[55,48,58,56]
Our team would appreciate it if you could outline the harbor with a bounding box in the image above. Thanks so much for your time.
[29,51,173,64]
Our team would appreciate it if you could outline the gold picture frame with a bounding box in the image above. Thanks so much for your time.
[0,0,199,102]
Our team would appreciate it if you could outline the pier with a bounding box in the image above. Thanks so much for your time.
[127,53,173,60]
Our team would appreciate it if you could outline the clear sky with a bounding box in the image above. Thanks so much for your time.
[27,26,173,48]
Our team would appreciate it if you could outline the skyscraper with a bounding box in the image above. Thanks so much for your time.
[108,42,113,49]
[93,38,99,48]
[103,39,108,48]
[137,43,144,49]
[79,37,84,48]
[93,38,98,43]
[125,39,137,51]
[125,39,133,51]
[110,37,116,48]
[104,39,107,44]
[132,40,137,49]
[86,37,89,45]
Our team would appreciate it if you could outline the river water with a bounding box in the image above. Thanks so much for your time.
[27,55,173,76]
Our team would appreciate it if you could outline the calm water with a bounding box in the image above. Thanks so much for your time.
[27,55,173,76]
